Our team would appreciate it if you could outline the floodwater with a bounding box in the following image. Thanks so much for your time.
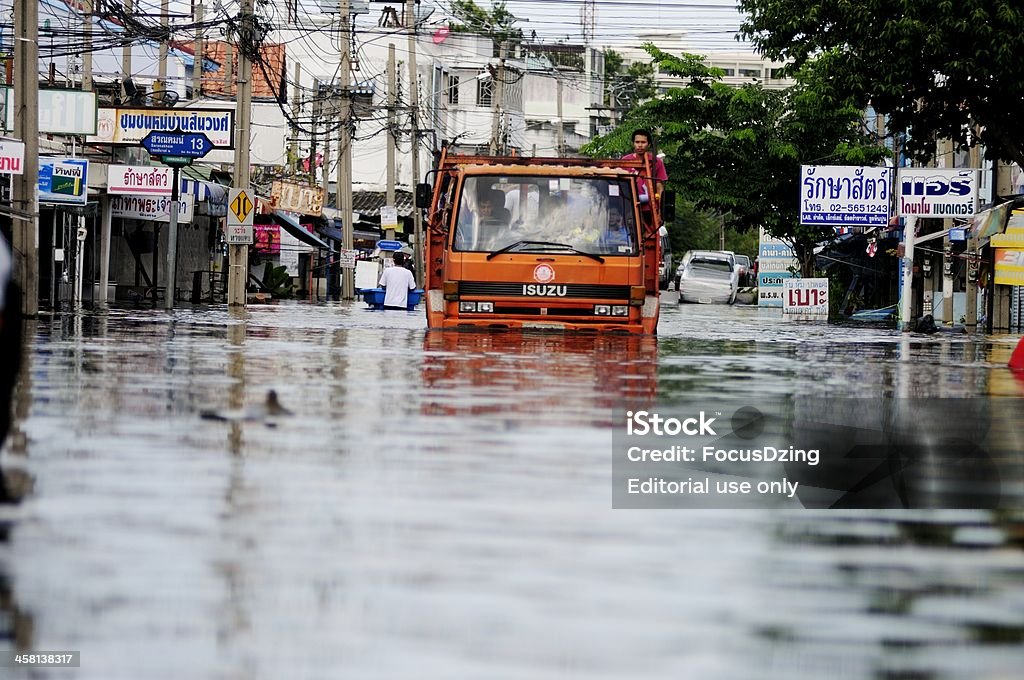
[1,298,1022,679]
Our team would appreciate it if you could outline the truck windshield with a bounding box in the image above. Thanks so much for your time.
[453,176,638,256]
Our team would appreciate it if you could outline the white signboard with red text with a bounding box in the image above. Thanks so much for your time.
[782,277,829,321]
[0,140,25,174]
[107,165,174,195]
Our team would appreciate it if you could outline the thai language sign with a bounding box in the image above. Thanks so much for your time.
[800,165,891,227]
[39,158,89,205]
[783,278,829,321]
[111,195,194,224]
[270,180,324,216]
[1,88,98,135]
[88,108,234,147]
[898,168,978,217]
[758,227,799,308]
[107,165,174,196]
[0,140,25,174]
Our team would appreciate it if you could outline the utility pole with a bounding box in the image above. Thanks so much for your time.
[406,0,423,285]
[290,61,301,176]
[228,0,254,306]
[556,74,564,158]
[82,0,93,92]
[386,43,396,242]
[310,77,320,183]
[338,0,354,299]
[489,41,508,155]
[122,0,132,100]
[12,0,39,316]
[158,0,169,95]
[193,1,203,98]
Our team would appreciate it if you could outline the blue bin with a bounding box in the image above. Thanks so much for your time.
[359,288,424,311]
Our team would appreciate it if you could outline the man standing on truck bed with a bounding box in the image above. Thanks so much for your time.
[622,129,668,219]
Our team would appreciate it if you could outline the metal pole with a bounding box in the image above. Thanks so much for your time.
[228,0,253,306]
[12,0,39,316]
[338,0,354,299]
[165,166,181,310]
[899,215,918,331]
[406,2,423,286]
[386,43,396,242]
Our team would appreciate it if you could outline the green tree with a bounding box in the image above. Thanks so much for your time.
[583,44,888,274]
[602,49,657,114]
[448,0,523,49]
[738,0,1024,167]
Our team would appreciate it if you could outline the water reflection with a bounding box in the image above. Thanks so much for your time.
[421,332,658,423]
[0,303,1020,679]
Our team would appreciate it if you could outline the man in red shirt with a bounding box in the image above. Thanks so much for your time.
[622,129,668,208]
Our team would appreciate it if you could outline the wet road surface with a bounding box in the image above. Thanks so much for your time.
[1,298,1022,679]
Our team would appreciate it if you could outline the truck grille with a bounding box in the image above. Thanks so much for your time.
[458,282,631,299]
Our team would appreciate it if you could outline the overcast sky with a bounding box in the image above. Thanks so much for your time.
[424,0,752,51]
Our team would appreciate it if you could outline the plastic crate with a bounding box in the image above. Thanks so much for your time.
[359,288,424,311]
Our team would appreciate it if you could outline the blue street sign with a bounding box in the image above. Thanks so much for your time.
[949,227,966,242]
[141,130,214,159]
[376,240,403,251]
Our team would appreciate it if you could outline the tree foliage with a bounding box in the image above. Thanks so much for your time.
[602,49,657,112]
[583,44,888,274]
[738,0,1024,167]
[448,0,523,49]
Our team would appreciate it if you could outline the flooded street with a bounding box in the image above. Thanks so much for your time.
[2,299,1023,679]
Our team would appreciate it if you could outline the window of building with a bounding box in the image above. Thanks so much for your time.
[721,68,735,77]
[739,68,761,78]
[447,75,459,105]
[769,68,786,80]
[477,77,493,107]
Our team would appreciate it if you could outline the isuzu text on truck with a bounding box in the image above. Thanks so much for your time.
[416,151,672,334]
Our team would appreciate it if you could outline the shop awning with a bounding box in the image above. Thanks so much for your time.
[272,210,335,251]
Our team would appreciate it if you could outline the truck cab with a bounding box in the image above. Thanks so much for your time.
[419,152,668,334]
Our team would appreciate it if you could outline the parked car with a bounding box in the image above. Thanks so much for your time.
[733,254,753,287]
[675,250,739,304]
[659,232,672,290]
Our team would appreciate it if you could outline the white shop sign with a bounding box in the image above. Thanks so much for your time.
[111,194,194,224]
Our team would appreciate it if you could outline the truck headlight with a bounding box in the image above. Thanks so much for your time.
[594,305,610,315]
[477,301,494,313]
[611,305,628,316]
[459,301,477,312]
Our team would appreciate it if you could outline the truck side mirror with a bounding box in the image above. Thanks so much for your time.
[415,183,433,209]
[661,190,676,222]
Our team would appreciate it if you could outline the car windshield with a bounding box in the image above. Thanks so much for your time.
[453,176,638,256]
[689,258,734,277]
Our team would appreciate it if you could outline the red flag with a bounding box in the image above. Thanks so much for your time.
[433,26,450,44]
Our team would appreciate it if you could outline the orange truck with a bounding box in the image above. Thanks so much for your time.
[416,150,672,334]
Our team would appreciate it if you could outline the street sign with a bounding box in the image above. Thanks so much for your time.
[227,187,255,245]
[141,129,215,158]
[376,239,403,251]
[159,155,194,168]
[338,248,358,269]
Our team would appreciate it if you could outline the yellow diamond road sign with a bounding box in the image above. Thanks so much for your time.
[228,188,254,227]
